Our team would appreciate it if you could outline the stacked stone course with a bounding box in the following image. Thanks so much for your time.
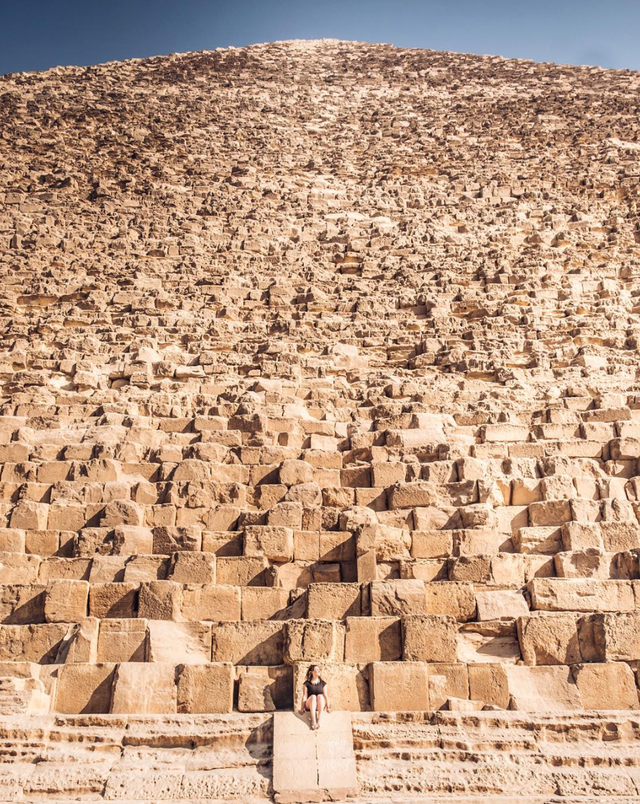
[3,38,640,800]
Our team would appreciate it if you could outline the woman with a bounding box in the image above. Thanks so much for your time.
[298,664,330,729]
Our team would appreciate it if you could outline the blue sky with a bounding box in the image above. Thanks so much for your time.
[1,0,638,75]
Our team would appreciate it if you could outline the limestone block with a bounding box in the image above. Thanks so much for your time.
[54,663,116,714]
[0,623,69,663]
[572,662,639,710]
[424,582,476,622]
[389,481,477,509]
[476,590,529,621]
[306,583,361,619]
[528,501,572,527]
[319,531,355,562]
[344,617,401,662]
[97,619,148,662]
[371,462,406,487]
[152,526,202,553]
[211,621,285,665]
[0,553,40,583]
[528,578,636,612]
[517,613,581,665]
[554,549,612,579]
[0,583,45,624]
[468,664,510,709]
[284,619,345,664]
[504,665,582,711]
[9,501,49,529]
[370,579,426,616]
[110,662,177,714]
[279,459,314,485]
[237,664,293,710]
[237,672,276,712]
[482,424,529,442]
[428,663,469,710]
[113,525,154,555]
[513,527,562,555]
[448,556,492,583]
[138,581,182,620]
[357,524,410,561]
[89,584,138,622]
[293,661,369,711]
[457,622,521,665]
[241,587,291,621]
[123,555,168,582]
[561,522,605,551]
[592,611,640,661]
[402,614,457,662]
[244,526,294,562]
[370,661,429,711]
[148,621,211,664]
[216,556,268,586]
[44,579,89,623]
[410,530,454,559]
[169,551,216,583]
[102,500,143,527]
[176,662,234,713]
[59,617,99,663]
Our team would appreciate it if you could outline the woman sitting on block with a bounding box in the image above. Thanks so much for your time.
[299,664,330,729]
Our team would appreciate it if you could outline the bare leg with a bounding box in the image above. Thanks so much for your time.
[316,695,325,728]
[305,695,317,729]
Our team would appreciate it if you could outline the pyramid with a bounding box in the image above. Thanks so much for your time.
[2,39,640,801]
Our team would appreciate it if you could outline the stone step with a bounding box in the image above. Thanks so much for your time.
[273,710,357,803]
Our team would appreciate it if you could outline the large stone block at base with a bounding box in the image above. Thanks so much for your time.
[370,661,429,711]
[572,662,639,710]
[504,665,582,711]
[110,662,177,714]
[54,663,116,714]
[176,662,233,713]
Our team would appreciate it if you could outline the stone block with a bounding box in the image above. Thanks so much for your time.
[178,583,240,622]
[427,663,469,710]
[152,526,202,553]
[344,617,401,662]
[147,620,211,664]
[370,579,426,616]
[528,578,636,612]
[517,613,581,665]
[44,579,89,623]
[138,581,181,620]
[504,665,582,711]
[110,662,177,714]
[306,583,361,619]
[424,582,476,622]
[572,662,639,710]
[176,662,234,713]
[0,623,69,663]
[168,551,216,583]
[211,621,285,665]
[216,556,268,586]
[592,611,640,661]
[97,619,148,662]
[237,672,276,712]
[284,619,345,664]
[89,583,138,619]
[468,664,510,709]
[401,614,457,662]
[476,590,529,621]
[54,663,116,714]
[370,661,429,711]
[410,530,454,559]
[0,584,45,624]
[241,587,291,621]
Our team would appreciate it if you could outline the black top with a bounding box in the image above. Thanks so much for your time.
[304,679,326,697]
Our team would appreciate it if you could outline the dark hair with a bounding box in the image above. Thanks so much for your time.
[306,664,323,683]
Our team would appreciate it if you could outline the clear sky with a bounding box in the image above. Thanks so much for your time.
[1,0,638,76]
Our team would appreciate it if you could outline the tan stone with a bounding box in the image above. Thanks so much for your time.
[176,662,234,713]
[370,661,429,711]
[44,580,89,623]
[110,662,177,714]
[572,662,639,710]
[344,617,402,662]
[402,614,458,662]
[54,663,116,714]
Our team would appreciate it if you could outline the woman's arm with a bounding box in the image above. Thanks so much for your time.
[323,686,330,712]
[299,685,308,714]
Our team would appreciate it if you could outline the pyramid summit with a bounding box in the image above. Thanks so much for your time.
[2,39,640,802]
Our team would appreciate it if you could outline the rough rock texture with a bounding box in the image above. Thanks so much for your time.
[2,35,640,800]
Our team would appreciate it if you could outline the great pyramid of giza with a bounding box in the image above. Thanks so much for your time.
[2,38,640,802]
